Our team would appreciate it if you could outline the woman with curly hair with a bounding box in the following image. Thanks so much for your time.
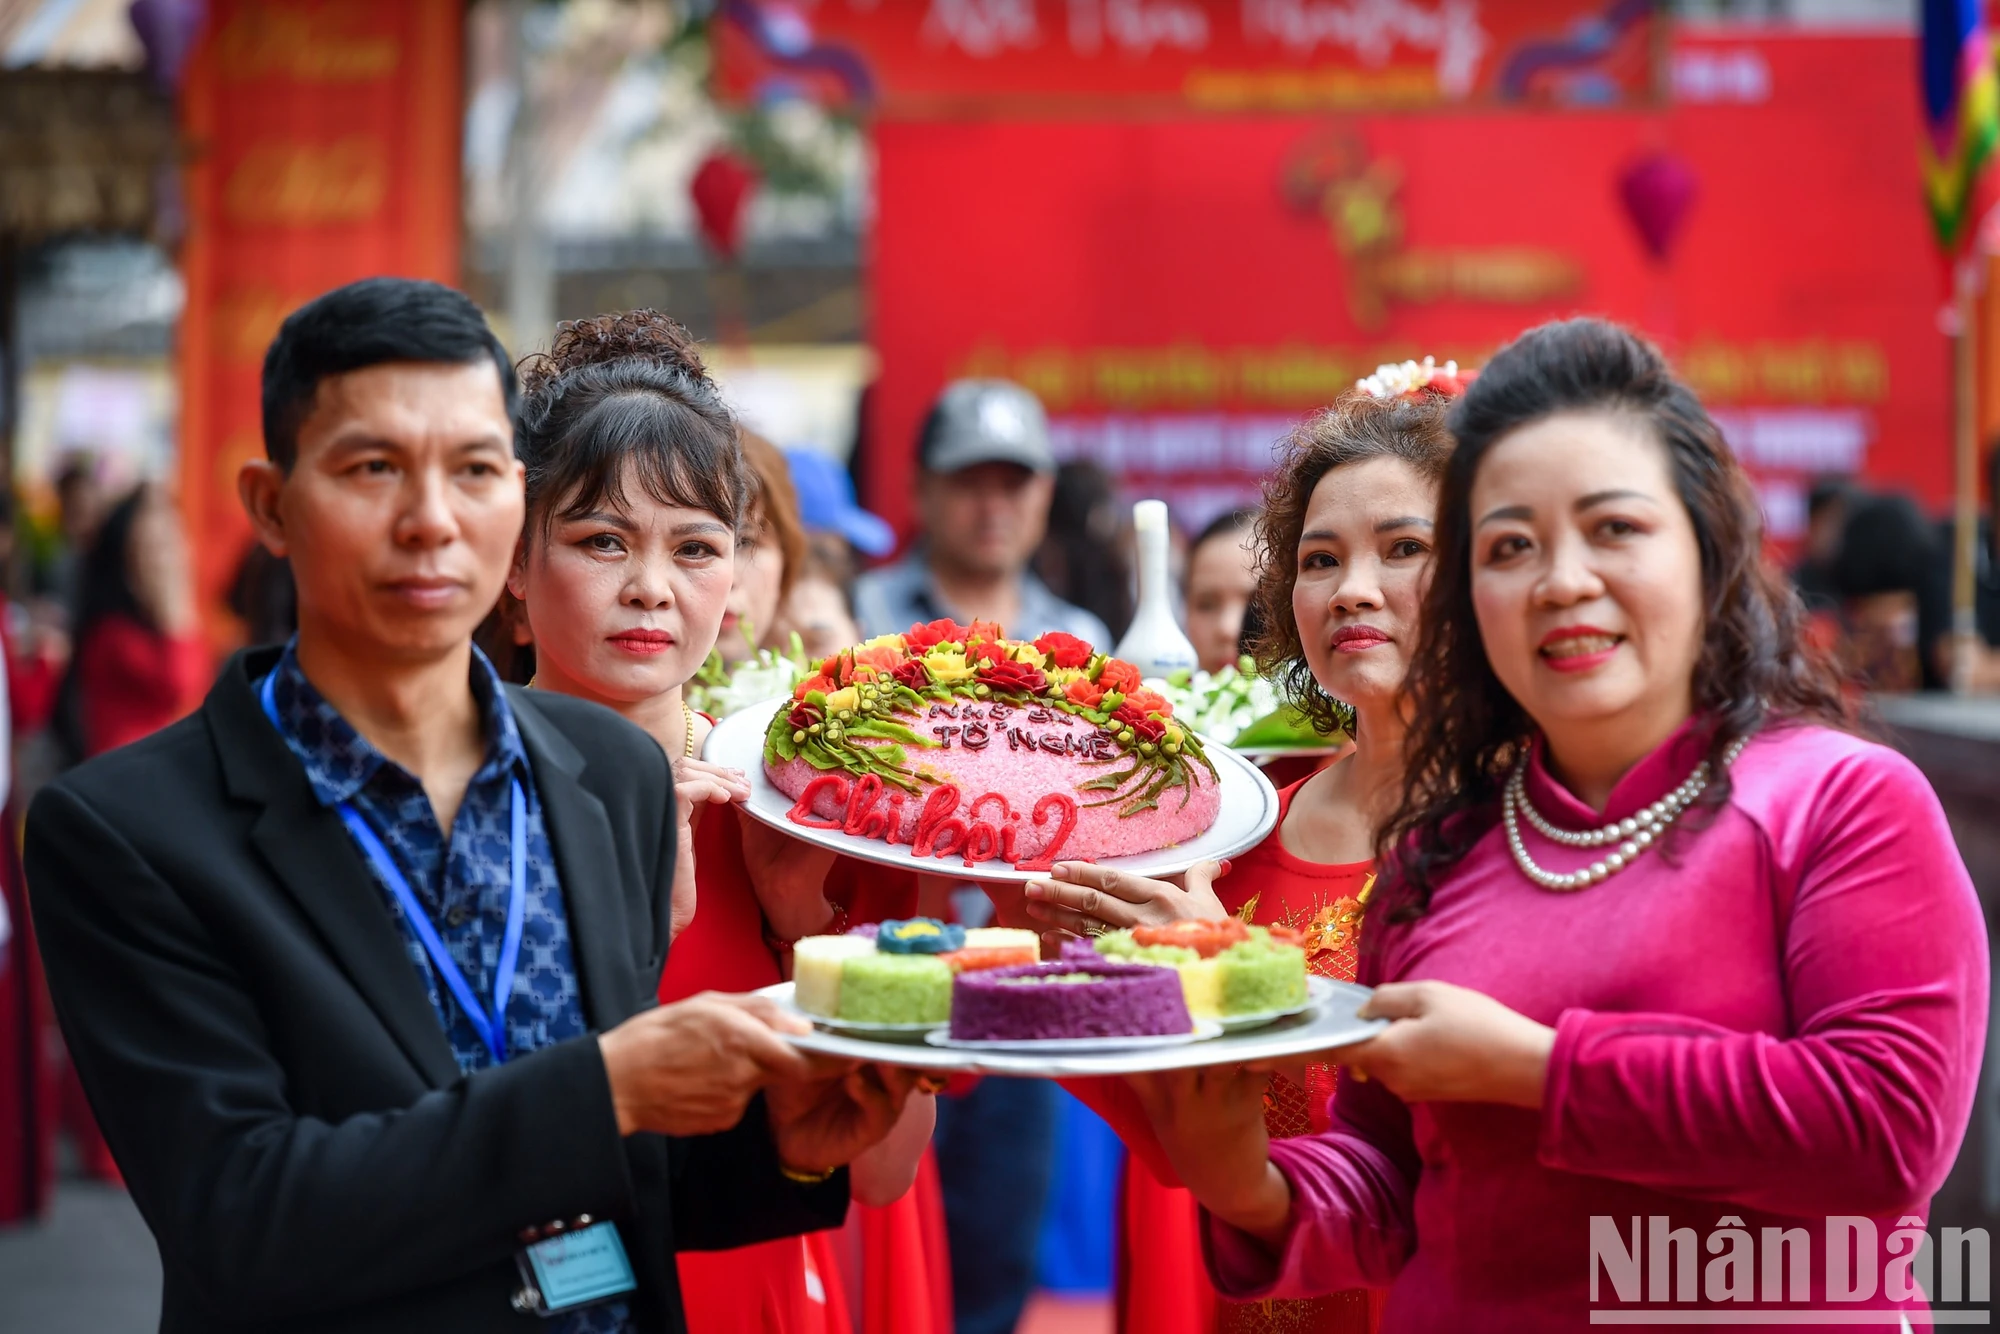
[1028,364,1463,1334]
[1127,319,1987,1328]
[503,310,940,1334]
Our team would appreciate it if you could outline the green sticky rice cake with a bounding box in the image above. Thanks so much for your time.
[1092,926,1307,1019]
[1092,934,1200,968]
[1206,936,1309,1016]
[837,954,953,1024]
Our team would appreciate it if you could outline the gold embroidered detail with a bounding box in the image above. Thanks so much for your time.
[1299,896,1366,968]
[1236,893,1261,924]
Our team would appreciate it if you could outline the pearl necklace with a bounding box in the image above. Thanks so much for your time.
[1502,736,1749,892]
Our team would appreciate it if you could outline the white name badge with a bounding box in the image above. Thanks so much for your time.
[511,1222,637,1317]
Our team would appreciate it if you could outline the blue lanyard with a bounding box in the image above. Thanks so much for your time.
[260,671,527,1065]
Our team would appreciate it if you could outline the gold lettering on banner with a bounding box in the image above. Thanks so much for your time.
[224,138,388,225]
[1681,338,1889,405]
[214,286,308,365]
[1185,66,1437,110]
[959,342,1488,411]
[217,3,400,82]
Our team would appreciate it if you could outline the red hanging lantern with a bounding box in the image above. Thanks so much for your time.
[690,151,760,260]
[1617,151,1699,265]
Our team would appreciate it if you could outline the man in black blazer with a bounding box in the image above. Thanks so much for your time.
[26,279,911,1333]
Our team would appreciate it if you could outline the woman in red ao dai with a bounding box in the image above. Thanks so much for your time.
[505,311,937,1334]
[1128,319,1988,1332]
[1027,380,1462,1334]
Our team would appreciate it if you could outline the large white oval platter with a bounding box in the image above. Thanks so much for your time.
[754,977,1382,1078]
[705,696,1279,884]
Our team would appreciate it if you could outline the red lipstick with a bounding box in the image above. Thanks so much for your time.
[1537,625,1622,673]
[609,628,676,656]
[1329,625,1392,654]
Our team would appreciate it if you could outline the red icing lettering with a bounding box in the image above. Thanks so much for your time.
[928,818,969,859]
[843,774,884,836]
[787,775,851,830]
[790,773,1075,871]
[912,785,963,857]
[962,821,1002,867]
[1014,793,1080,873]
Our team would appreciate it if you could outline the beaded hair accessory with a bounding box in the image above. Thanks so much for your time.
[1355,356,1475,401]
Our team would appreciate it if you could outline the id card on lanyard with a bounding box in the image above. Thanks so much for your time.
[259,670,638,1313]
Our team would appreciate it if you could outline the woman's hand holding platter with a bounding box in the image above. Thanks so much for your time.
[1022,859,1230,939]
[668,756,750,940]
[1328,980,1555,1109]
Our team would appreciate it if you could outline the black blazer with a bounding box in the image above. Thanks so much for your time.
[25,647,844,1334]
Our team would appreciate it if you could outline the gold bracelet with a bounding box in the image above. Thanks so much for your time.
[779,1162,837,1186]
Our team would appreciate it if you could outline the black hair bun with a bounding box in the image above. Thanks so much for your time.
[519,309,711,395]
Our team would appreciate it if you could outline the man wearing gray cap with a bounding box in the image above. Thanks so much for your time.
[853,380,1111,646]
[852,380,1105,1334]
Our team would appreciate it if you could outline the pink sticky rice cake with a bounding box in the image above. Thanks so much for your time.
[948,959,1193,1042]
[763,621,1221,872]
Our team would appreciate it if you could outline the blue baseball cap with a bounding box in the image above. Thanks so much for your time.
[785,448,897,557]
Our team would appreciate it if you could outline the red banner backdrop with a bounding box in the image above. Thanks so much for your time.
[867,32,1945,554]
[719,0,1658,112]
[177,0,463,648]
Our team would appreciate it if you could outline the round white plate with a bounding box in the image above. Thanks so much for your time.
[1216,979,1326,1033]
[923,1020,1223,1053]
[1232,744,1344,761]
[753,978,1384,1077]
[767,986,947,1041]
[706,700,1280,884]
[814,1018,943,1042]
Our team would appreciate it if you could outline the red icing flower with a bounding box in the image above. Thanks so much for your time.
[976,658,1049,696]
[794,672,836,701]
[1119,687,1171,720]
[853,644,904,673]
[1097,658,1142,694]
[1125,714,1166,744]
[788,698,822,728]
[1033,632,1093,669]
[968,638,1008,666]
[890,658,930,691]
[905,619,970,651]
[1064,677,1106,709]
[965,619,1006,645]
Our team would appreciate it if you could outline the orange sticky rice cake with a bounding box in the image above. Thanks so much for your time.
[763,621,1221,872]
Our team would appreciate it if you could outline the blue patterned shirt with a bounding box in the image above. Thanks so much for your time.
[265,643,632,1334]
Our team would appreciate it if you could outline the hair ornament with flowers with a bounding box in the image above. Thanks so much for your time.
[1355,356,1476,402]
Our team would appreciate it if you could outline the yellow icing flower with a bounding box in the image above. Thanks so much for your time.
[824,686,861,714]
[923,651,976,684]
[863,633,909,653]
[1012,645,1048,669]
[1045,667,1084,687]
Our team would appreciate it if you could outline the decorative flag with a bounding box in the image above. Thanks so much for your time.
[1920,0,2000,251]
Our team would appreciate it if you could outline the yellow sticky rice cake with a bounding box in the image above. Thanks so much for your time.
[1094,926,1307,1020]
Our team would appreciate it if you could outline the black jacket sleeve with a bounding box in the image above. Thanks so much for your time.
[667,1099,848,1253]
[643,750,849,1252]
[26,782,638,1323]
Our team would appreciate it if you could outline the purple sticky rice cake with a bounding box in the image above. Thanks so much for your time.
[948,959,1192,1042]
